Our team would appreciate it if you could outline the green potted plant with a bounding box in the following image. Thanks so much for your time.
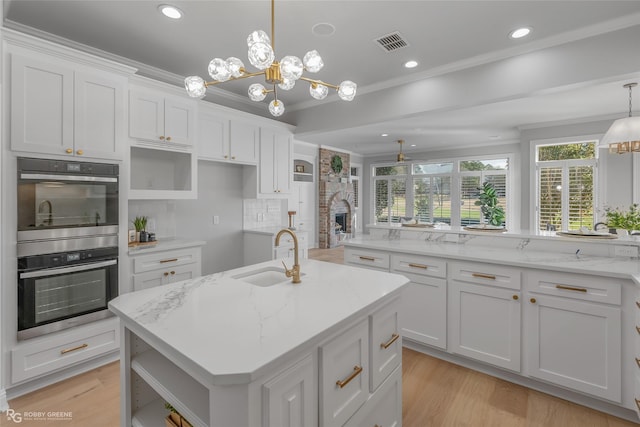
[474,182,505,227]
[131,216,147,242]
[604,204,640,233]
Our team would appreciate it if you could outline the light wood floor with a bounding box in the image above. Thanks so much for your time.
[4,246,637,427]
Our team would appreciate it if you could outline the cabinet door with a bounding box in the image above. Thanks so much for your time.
[229,119,258,163]
[198,110,229,161]
[399,274,447,349]
[449,280,521,371]
[263,355,316,427]
[526,294,621,402]
[74,71,125,160]
[319,319,369,427]
[164,97,194,146]
[274,133,292,194]
[129,90,164,142]
[260,129,277,194]
[370,300,401,392]
[11,55,74,155]
[343,366,401,427]
[132,269,165,291]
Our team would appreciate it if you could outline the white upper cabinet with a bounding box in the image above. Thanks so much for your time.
[260,128,292,195]
[229,119,258,163]
[11,54,125,160]
[197,107,258,164]
[129,90,195,147]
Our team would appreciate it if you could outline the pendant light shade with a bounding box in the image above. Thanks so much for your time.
[396,139,405,162]
[601,83,640,153]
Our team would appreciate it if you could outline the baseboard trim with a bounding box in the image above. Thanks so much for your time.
[0,388,8,412]
[403,339,639,424]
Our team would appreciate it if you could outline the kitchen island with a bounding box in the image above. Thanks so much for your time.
[109,258,408,427]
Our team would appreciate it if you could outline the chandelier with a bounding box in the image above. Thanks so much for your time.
[601,82,640,154]
[184,0,357,117]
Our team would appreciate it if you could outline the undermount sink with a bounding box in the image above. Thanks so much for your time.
[232,266,305,287]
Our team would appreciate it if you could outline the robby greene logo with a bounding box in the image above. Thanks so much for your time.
[5,409,73,423]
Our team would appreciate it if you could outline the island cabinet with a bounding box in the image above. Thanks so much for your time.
[110,259,407,427]
[392,253,447,350]
[10,53,127,161]
[449,261,522,372]
[524,270,622,402]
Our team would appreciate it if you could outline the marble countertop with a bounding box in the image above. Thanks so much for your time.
[127,238,206,255]
[108,259,408,385]
[344,237,640,282]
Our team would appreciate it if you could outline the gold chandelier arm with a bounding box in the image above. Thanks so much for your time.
[204,70,266,87]
[298,76,340,90]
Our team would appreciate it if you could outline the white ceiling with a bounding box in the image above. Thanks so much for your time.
[4,0,640,156]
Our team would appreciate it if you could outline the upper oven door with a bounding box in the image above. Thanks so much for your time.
[17,158,119,237]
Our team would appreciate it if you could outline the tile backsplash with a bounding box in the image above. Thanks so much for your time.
[243,199,287,229]
[128,200,176,238]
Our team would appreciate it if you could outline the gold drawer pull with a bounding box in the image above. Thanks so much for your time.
[336,365,363,389]
[472,272,496,280]
[170,271,175,275]
[166,136,172,141]
[556,284,587,293]
[160,258,178,264]
[636,301,640,309]
[163,272,169,277]
[408,263,427,269]
[636,398,640,411]
[60,343,88,355]
[381,333,400,349]
[637,326,640,335]
[636,357,640,368]
[359,256,375,262]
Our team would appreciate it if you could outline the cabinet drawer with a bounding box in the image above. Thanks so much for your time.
[319,319,369,427]
[133,263,200,291]
[370,299,401,392]
[11,319,119,383]
[391,253,446,278]
[133,247,200,274]
[344,248,389,271]
[450,261,520,290]
[343,365,401,427]
[526,270,621,305]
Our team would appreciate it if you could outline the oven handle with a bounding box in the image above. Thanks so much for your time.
[19,259,117,279]
[20,173,117,183]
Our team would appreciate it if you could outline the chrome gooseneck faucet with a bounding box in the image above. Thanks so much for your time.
[275,228,301,284]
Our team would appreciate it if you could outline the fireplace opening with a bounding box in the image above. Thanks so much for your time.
[335,213,347,234]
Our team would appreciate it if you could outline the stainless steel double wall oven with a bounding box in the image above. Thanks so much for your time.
[17,158,119,340]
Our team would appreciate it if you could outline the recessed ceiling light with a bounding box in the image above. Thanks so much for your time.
[381,133,389,137]
[404,60,418,69]
[159,4,183,19]
[509,27,531,39]
[410,144,416,147]
[312,23,336,37]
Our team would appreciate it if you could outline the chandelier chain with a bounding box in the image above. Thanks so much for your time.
[629,84,633,118]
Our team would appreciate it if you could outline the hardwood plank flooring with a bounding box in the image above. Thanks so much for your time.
[4,246,637,426]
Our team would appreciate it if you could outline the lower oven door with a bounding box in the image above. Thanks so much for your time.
[18,258,118,340]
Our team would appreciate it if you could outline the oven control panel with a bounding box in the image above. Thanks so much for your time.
[18,247,118,271]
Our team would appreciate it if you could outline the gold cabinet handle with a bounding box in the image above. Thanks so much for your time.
[472,272,496,280]
[170,271,175,275]
[160,258,178,264]
[163,272,169,277]
[359,256,375,261]
[513,295,519,300]
[380,333,400,349]
[636,398,640,411]
[636,357,640,368]
[556,284,587,293]
[60,343,88,355]
[408,263,427,269]
[336,365,363,389]
[224,155,228,159]
[65,148,73,154]
[530,298,537,304]
[636,301,640,309]
[76,149,83,155]
[166,136,171,141]
[231,156,236,160]
[637,326,640,335]
[159,136,165,140]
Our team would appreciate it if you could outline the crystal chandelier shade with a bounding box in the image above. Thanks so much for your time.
[184,0,356,117]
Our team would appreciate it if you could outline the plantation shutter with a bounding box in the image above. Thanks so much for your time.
[389,178,406,223]
[538,166,563,231]
[568,165,594,229]
[460,176,481,226]
[374,179,389,223]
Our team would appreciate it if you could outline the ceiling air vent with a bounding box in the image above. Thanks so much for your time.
[374,31,409,52]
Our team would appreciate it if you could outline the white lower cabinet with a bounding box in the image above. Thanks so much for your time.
[370,296,402,391]
[525,270,622,402]
[343,366,402,427]
[130,245,202,291]
[449,262,521,372]
[392,254,447,350]
[319,319,369,427]
[344,247,390,271]
[11,318,119,383]
[262,355,316,427]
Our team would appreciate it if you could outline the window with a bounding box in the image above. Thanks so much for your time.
[535,141,596,231]
[371,157,510,227]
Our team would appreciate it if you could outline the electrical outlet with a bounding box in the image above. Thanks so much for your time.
[213,215,220,225]
[614,245,638,257]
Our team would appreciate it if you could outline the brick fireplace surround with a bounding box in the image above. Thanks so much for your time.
[318,148,354,249]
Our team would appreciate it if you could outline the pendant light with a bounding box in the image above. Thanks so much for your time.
[396,139,405,162]
[601,83,640,154]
